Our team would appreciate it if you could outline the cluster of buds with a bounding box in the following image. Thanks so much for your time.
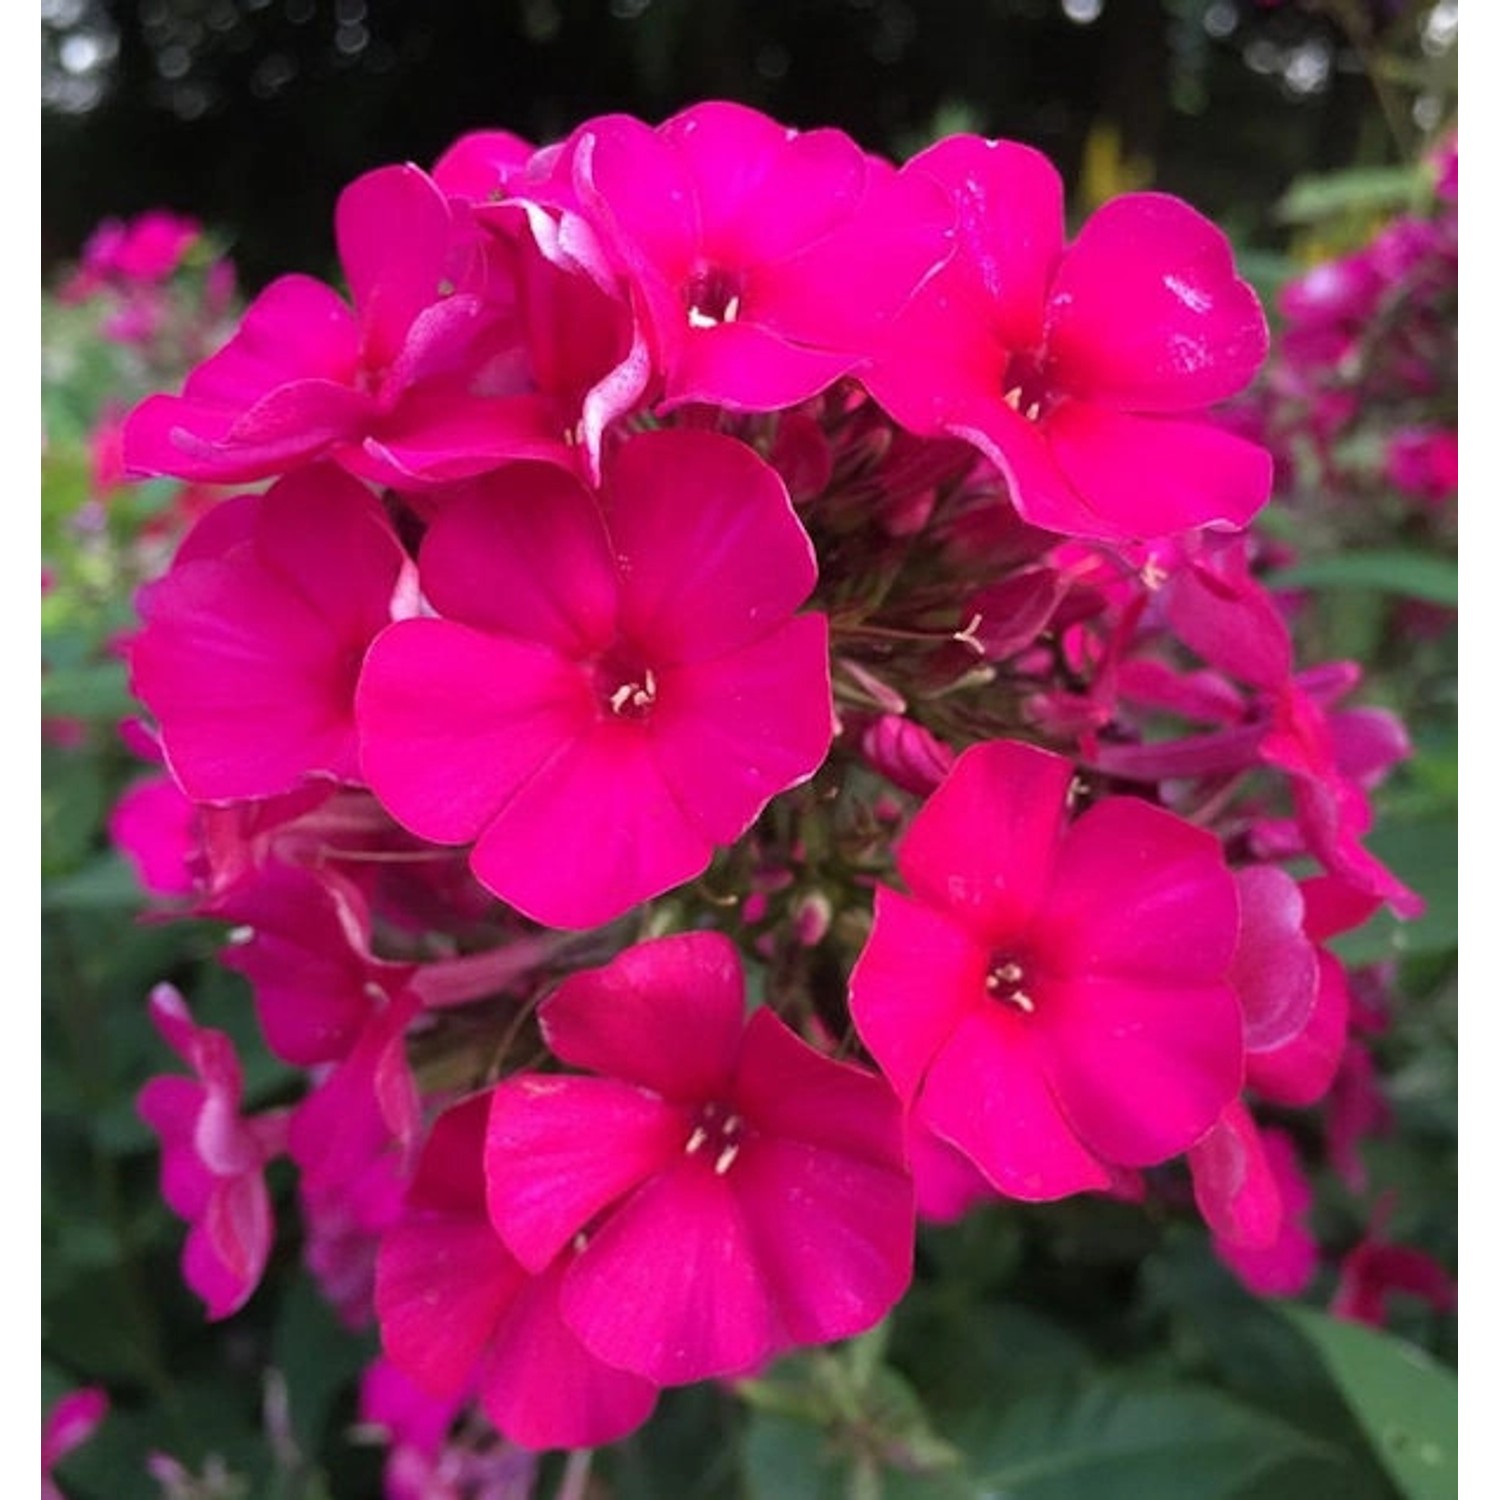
[113,101,1424,1467]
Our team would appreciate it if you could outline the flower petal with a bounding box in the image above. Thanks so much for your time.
[560,1160,776,1384]
[919,1010,1111,1200]
[539,932,745,1102]
[486,1074,685,1273]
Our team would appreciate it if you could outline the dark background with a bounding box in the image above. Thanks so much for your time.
[41,0,1416,289]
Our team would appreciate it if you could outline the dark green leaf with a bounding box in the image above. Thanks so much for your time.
[1280,1309,1457,1500]
[955,1379,1346,1499]
[1266,552,1458,607]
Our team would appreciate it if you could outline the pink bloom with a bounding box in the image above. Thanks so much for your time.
[1331,1197,1457,1327]
[60,209,200,301]
[137,985,287,1318]
[863,136,1271,539]
[214,863,417,1066]
[129,466,417,802]
[562,100,954,411]
[1385,425,1459,507]
[850,739,1243,1200]
[123,164,638,489]
[376,1094,659,1451]
[358,428,833,929]
[484,931,914,1385]
[42,1388,108,1500]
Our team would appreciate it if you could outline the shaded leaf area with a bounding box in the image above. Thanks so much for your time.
[1279,1309,1457,1500]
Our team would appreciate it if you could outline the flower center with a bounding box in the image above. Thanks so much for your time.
[985,954,1036,1014]
[592,649,659,721]
[684,264,744,329]
[999,351,1055,424]
[683,1100,746,1176]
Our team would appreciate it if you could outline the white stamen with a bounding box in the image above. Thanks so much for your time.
[713,1143,741,1176]
[685,1126,708,1155]
[226,925,254,946]
[687,305,718,329]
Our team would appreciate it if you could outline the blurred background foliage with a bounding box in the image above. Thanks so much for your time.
[41,2,1457,1497]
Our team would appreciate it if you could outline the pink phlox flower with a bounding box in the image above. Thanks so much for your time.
[137,984,288,1319]
[213,862,418,1066]
[123,164,579,488]
[562,101,955,413]
[376,1093,660,1451]
[1092,550,1421,916]
[862,135,1271,539]
[286,976,422,1323]
[850,739,1243,1202]
[1331,1195,1456,1328]
[43,1387,109,1500]
[1385,425,1459,508]
[484,931,915,1386]
[358,428,834,929]
[60,209,200,302]
[129,466,418,803]
[1200,1119,1318,1297]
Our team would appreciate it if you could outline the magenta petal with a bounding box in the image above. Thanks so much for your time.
[469,722,715,929]
[734,1135,913,1348]
[849,886,987,1105]
[131,552,359,801]
[732,1010,905,1166]
[1039,797,1240,984]
[897,740,1071,938]
[357,618,590,845]
[419,465,618,656]
[606,429,816,663]
[256,466,410,647]
[478,1257,658,1451]
[560,1161,775,1384]
[1247,949,1350,1107]
[907,1120,996,1223]
[1229,866,1319,1052]
[751,159,955,352]
[485,1075,686,1273]
[358,392,574,482]
[919,1010,1111,1201]
[189,274,361,399]
[1190,1100,1282,1250]
[662,102,866,267]
[188,1174,272,1319]
[665,317,855,411]
[905,135,1063,350]
[1045,193,1268,411]
[376,1213,525,1399]
[540,932,745,1101]
[1045,403,1273,537]
[650,616,834,844]
[861,274,1008,440]
[336,165,451,370]
[1038,973,1243,1165]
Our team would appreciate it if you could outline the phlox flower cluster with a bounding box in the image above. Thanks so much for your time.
[112,100,1430,1472]
[1234,131,1457,532]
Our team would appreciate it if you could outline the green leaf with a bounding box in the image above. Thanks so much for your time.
[1265,552,1458,607]
[41,659,136,719]
[954,1379,1346,1500]
[1276,167,1424,225]
[742,1411,850,1500]
[1328,812,1457,967]
[1280,1309,1456,1500]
